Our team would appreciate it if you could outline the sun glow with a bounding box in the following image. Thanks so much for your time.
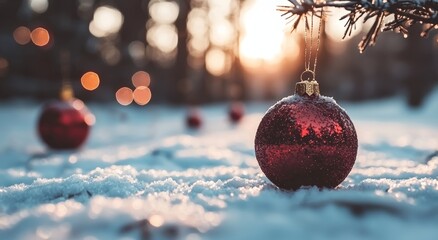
[325,10,363,42]
[239,0,298,70]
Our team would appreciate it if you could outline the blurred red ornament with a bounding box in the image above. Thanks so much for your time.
[38,99,94,150]
[255,81,358,190]
[186,108,202,129]
[229,102,244,123]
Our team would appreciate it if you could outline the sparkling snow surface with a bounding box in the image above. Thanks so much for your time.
[0,90,437,240]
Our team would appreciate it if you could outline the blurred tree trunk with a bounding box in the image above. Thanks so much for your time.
[229,57,246,101]
[0,0,24,31]
[403,25,438,108]
[229,0,246,101]
[171,0,190,104]
[118,0,148,44]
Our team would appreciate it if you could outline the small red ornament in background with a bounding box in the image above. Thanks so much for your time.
[254,81,358,190]
[186,108,202,129]
[38,85,94,150]
[228,102,244,123]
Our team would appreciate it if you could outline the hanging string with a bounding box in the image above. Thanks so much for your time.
[302,14,314,81]
[313,9,323,75]
[60,50,74,100]
[303,16,310,71]
[301,9,323,82]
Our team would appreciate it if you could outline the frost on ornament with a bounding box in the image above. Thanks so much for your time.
[254,81,358,190]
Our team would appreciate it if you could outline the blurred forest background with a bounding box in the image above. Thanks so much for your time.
[0,0,437,107]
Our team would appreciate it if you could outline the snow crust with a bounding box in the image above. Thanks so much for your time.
[1,89,438,239]
[267,94,340,115]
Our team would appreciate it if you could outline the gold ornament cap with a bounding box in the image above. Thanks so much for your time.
[60,83,74,101]
[295,80,320,96]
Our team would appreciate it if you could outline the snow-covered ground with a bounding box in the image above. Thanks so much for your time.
[0,89,437,240]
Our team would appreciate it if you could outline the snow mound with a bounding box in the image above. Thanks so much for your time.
[1,90,438,239]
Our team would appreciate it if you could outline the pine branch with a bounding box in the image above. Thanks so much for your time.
[278,0,438,52]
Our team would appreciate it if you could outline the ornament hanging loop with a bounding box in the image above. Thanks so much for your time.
[300,9,323,82]
[300,69,315,82]
[296,9,323,97]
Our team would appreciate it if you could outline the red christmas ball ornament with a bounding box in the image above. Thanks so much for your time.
[228,102,244,123]
[255,80,358,190]
[38,98,94,150]
[186,108,202,129]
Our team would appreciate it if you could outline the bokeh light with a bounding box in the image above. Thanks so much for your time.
[133,86,152,106]
[89,6,124,38]
[84,114,96,126]
[13,26,31,45]
[207,0,234,17]
[205,48,231,76]
[78,0,94,17]
[128,41,146,64]
[100,44,121,65]
[149,0,179,24]
[187,9,208,38]
[0,58,9,77]
[116,87,133,106]
[72,99,96,125]
[187,8,209,57]
[209,19,235,47]
[146,0,180,56]
[72,99,85,111]
[149,215,164,228]
[146,24,178,53]
[131,71,151,87]
[28,0,49,14]
[81,71,100,91]
[188,37,209,57]
[30,27,50,47]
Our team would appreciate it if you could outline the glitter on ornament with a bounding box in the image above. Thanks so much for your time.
[38,99,93,150]
[254,80,358,190]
